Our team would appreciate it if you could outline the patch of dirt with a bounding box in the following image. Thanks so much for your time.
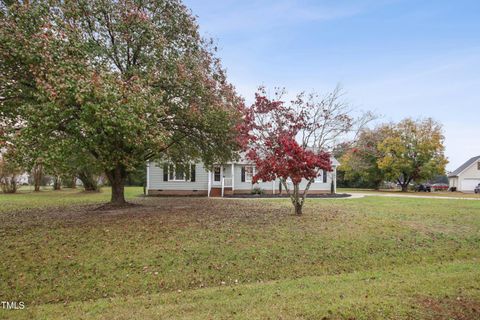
[0,198,296,231]
[418,296,480,320]
[0,197,352,240]
[93,202,142,211]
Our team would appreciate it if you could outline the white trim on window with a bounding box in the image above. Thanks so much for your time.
[245,165,254,183]
[314,170,323,183]
[213,166,222,182]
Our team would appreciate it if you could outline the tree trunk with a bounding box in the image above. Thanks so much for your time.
[68,176,77,189]
[294,200,303,215]
[0,174,18,193]
[53,175,62,190]
[398,175,412,192]
[78,170,99,192]
[10,175,18,193]
[399,176,411,192]
[106,164,127,205]
[293,183,303,215]
[32,163,43,192]
[281,179,304,215]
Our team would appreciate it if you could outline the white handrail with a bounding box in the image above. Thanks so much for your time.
[207,170,212,197]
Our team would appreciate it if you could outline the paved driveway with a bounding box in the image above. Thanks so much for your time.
[350,192,480,201]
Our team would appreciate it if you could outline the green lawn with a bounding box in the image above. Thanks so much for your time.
[1,190,479,319]
[0,187,144,213]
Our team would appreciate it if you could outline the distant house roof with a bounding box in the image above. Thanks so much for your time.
[448,155,480,177]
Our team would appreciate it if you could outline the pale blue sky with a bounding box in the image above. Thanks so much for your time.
[184,0,480,171]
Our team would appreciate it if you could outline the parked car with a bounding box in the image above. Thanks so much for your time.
[431,183,449,192]
[475,184,480,194]
[415,184,431,192]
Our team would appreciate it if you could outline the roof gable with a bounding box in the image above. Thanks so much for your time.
[448,156,480,177]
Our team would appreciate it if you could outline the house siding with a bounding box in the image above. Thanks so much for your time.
[448,177,458,189]
[149,162,209,191]
[233,164,274,191]
[282,171,332,192]
[233,164,333,193]
[148,161,336,195]
[458,160,480,191]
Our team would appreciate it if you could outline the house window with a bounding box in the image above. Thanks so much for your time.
[168,164,186,181]
[478,162,480,170]
[245,166,254,183]
[314,170,328,183]
[214,166,221,182]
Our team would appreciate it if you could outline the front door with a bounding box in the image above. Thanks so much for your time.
[212,166,222,186]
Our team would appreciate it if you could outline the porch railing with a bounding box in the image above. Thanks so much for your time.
[221,177,233,197]
[223,177,233,187]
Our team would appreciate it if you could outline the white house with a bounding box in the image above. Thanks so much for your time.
[448,155,480,192]
[146,157,339,197]
[17,172,29,185]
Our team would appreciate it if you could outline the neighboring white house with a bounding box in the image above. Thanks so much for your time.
[146,157,340,197]
[448,155,480,192]
[17,172,29,185]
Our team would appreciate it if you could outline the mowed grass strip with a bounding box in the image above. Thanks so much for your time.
[1,192,479,319]
[12,261,480,320]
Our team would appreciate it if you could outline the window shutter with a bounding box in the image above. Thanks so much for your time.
[241,166,245,182]
[190,164,196,182]
[163,164,169,181]
[185,164,190,181]
[323,169,327,183]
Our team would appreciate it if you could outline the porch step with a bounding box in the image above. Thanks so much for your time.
[210,188,222,197]
[210,187,232,197]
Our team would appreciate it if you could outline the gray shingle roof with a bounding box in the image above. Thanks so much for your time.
[448,156,480,177]
[235,151,340,166]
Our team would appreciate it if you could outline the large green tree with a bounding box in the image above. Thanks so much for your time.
[378,118,447,192]
[0,0,242,204]
[340,119,447,192]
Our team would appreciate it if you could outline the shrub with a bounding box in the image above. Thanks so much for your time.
[251,187,265,195]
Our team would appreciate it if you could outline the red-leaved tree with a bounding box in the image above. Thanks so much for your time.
[241,87,374,215]
[248,135,331,215]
